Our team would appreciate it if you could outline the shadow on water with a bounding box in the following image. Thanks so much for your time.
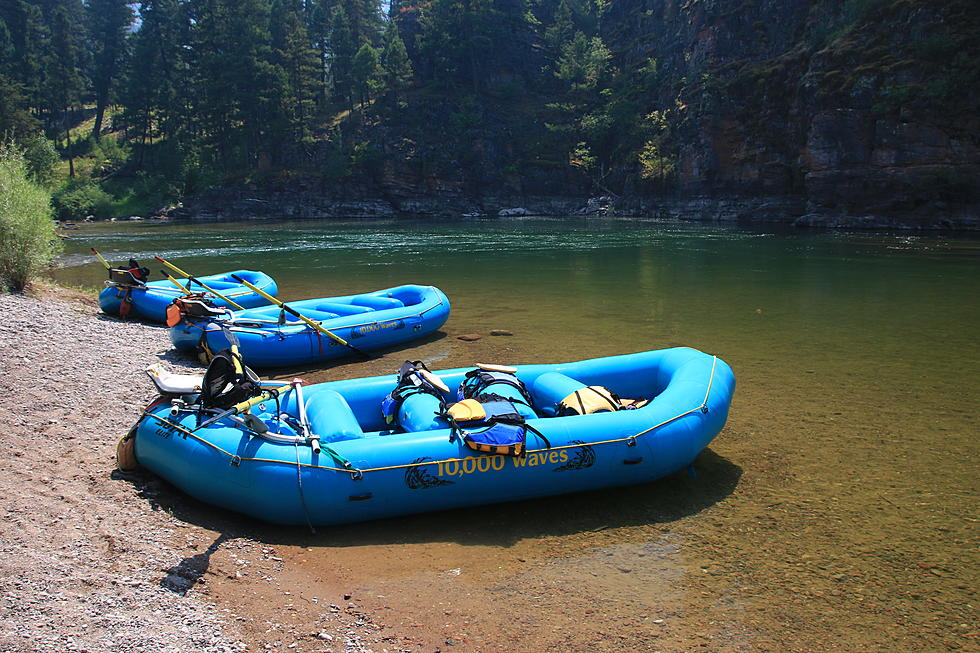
[116,448,740,557]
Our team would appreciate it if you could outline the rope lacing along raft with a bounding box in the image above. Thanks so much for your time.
[140,356,719,479]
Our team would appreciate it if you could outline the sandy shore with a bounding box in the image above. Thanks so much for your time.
[0,287,384,653]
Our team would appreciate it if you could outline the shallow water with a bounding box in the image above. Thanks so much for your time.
[54,218,979,650]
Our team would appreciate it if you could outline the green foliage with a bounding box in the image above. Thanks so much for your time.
[22,135,59,186]
[85,135,127,177]
[52,178,113,220]
[555,32,610,92]
[351,42,383,107]
[0,142,59,291]
[381,20,413,96]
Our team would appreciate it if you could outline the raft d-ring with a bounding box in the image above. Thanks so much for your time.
[701,405,709,414]
[230,455,242,467]
[350,469,363,481]
[626,436,637,447]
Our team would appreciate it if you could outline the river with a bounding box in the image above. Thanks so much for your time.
[53,217,979,651]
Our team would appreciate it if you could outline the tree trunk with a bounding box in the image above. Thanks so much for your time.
[64,110,74,178]
[92,94,107,141]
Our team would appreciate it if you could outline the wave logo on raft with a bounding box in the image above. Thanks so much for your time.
[554,440,595,472]
[405,457,455,489]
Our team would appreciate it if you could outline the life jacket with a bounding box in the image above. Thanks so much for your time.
[381,360,448,426]
[457,369,533,408]
[557,385,650,416]
[165,293,225,327]
[444,394,549,457]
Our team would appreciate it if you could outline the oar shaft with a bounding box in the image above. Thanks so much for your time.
[196,390,275,431]
[230,275,357,350]
[164,273,192,294]
[155,256,246,310]
[91,248,111,270]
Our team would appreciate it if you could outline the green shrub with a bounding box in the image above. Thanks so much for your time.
[22,135,59,186]
[52,179,113,220]
[91,136,127,176]
[0,142,60,291]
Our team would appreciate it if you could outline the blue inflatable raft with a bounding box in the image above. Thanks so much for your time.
[126,348,735,526]
[168,284,450,367]
[99,270,277,323]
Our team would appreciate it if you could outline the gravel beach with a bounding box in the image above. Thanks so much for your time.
[0,287,383,653]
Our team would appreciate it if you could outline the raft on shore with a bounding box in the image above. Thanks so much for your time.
[99,270,277,323]
[128,348,735,526]
[168,284,450,367]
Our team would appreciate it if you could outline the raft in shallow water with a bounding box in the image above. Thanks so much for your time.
[168,284,450,367]
[98,270,277,323]
[130,348,735,526]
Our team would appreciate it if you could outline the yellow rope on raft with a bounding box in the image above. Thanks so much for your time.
[140,356,719,476]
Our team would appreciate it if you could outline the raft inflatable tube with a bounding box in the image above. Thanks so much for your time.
[99,270,277,323]
[169,284,450,367]
[131,348,735,526]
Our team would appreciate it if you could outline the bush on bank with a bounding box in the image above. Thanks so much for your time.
[0,141,61,292]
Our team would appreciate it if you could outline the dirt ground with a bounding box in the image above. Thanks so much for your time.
[0,286,976,652]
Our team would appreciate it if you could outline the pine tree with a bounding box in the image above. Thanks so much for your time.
[380,19,413,100]
[86,0,133,140]
[194,0,284,170]
[42,0,87,177]
[0,18,38,137]
[271,0,319,146]
[350,41,381,109]
[308,0,333,106]
[328,4,355,110]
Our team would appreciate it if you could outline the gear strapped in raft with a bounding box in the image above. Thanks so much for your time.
[381,360,450,426]
[557,385,650,416]
[444,395,549,456]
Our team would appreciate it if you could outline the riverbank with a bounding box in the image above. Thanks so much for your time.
[158,188,979,231]
[0,286,387,653]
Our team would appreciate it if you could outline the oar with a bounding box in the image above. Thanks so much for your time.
[91,248,111,270]
[163,273,192,295]
[230,274,371,359]
[155,256,246,310]
[196,389,277,432]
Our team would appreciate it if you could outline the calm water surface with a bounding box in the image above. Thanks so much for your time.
[54,218,979,650]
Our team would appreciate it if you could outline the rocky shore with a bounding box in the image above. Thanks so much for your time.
[0,287,382,653]
[160,188,979,231]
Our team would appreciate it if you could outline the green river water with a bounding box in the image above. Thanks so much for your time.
[53,218,978,651]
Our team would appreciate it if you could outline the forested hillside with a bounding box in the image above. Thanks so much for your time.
[2,0,978,227]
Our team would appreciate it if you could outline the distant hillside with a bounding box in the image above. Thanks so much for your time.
[3,0,977,228]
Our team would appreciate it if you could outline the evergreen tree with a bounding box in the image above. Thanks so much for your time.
[86,0,133,140]
[271,0,319,146]
[350,41,381,109]
[42,0,87,177]
[348,0,383,47]
[123,0,194,170]
[380,19,413,100]
[308,0,333,106]
[328,4,355,110]
[1,2,41,112]
[194,0,284,170]
[0,18,38,137]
